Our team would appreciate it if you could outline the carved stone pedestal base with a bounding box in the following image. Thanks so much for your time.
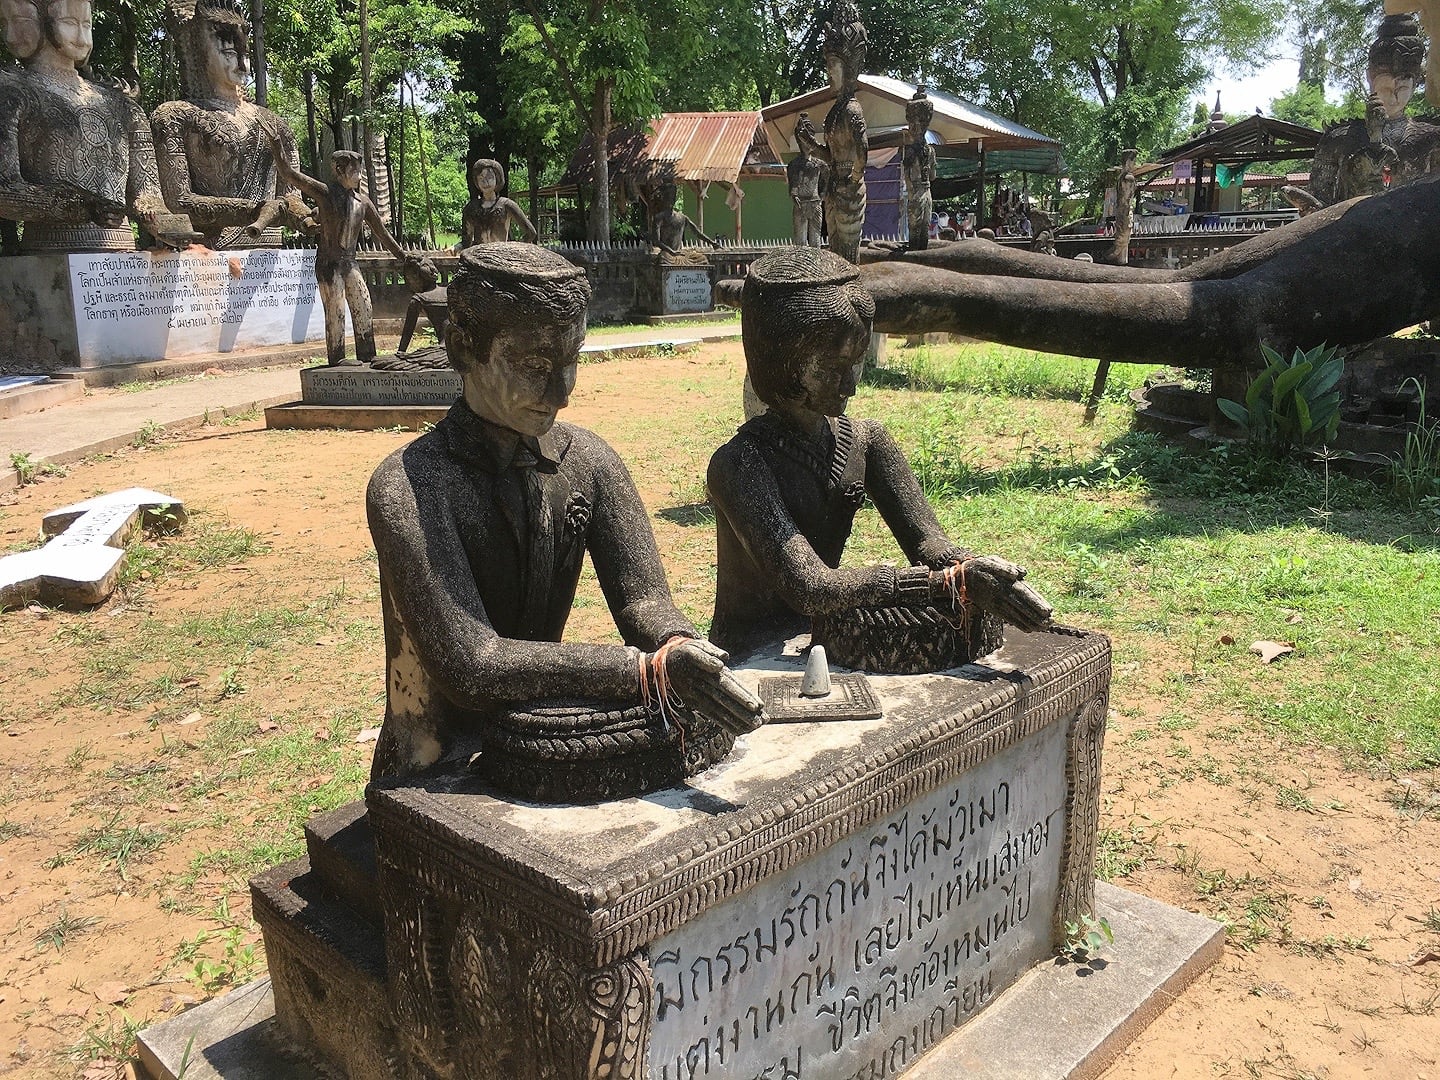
[247,627,1117,1079]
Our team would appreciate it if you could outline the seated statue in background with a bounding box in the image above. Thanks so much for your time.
[706,247,1052,669]
[151,0,315,248]
[1293,14,1440,211]
[366,243,763,799]
[0,0,40,255]
[460,158,537,246]
[0,0,189,252]
[647,178,718,257]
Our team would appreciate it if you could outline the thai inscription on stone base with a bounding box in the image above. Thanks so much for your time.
[299,366,462,407]
[647,721,1067,1080]
[663,268,713,314]
[69,249,334,365]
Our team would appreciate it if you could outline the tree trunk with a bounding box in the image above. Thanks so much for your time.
[587,81,613,243]
[358,0,379,207]
[303,69,320,172]
[251,0,266,106]
[1107,149,1137,266]
[411,91,437,247]
[528,150,542,235]
[395,81,406,240]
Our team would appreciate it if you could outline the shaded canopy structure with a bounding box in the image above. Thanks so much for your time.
[1136,113,1323,213]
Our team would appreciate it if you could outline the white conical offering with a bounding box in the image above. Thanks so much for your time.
[799,645,832,697]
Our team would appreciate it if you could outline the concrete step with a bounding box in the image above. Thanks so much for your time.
[303,802,382,926]
[0,376,83,420]
[250,856,387,982]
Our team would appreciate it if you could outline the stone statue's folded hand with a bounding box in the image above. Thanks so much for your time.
[657,638,766,735]
[929,555,1054,633]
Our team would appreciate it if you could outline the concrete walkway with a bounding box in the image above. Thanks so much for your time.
[0,324,740,491]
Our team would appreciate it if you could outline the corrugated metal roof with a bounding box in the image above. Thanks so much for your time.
[562,112,773,189]
[644,112,772,182]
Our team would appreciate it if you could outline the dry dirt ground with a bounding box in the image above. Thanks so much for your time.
[1,342,1437,1080]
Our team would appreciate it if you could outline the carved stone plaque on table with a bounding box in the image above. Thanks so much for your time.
[647,721,1066,1080]
[299,365,462,407]
[662,267,712,314]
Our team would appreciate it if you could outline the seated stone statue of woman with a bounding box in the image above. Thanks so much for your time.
[366,242,762,797]
[460,158,537,247]
[706,247,1052,666]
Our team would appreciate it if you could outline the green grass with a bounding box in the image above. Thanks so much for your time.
[848,343,1440,770]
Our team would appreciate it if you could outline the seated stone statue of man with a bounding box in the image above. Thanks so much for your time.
[706,247,1052,661]
[367,242,763,782]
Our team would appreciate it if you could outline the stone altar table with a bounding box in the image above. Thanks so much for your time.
[251,625,1111,1079]
[138,624,1221,1079]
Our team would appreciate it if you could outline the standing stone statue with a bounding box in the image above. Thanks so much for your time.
[460,158,537,246]
[805,0,869,264]
[365,243,763,797]
[271,142,424,366]
[1293,14,1440,210]
[0,0,39,255]
[646,178,718,256]
[151,0,315,249]
[707,247,1052,666]
[903,89,936,251]
[0,0,190,252]
[787,112,828,246]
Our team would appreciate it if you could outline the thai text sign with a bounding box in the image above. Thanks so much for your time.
[69,248,332,364]
[648,721,1067,1080]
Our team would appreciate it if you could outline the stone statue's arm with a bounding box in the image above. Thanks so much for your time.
[366,458,643,704]
[860,420,973,568]
[683,215,719,247]
[269,137,329,202]
[363,196,409,260]
[924,146,937,182]
[861,419,1052,630]
[706,438,917,614]
[797,122,830,164]
[125,97,168,222]
[581,432,697,648]
[461,200,476,247]
[504,198,538,242]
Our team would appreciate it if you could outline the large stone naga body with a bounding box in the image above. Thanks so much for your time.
[150,0,315,248]
[0,0,187,252]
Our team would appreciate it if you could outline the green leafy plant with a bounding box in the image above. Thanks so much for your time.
[1060,913,1114,961]
[1387,377,1440,510]
[1218,343,1344,457]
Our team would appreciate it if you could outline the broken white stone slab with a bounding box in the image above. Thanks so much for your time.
[0,487,185,609]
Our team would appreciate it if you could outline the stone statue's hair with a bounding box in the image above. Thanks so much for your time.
[332,150,362,169]
[1369,13,1424,82]
[741,248,874,406]
[448,242,591,374]
[906,90,934,131]
[469,157,505,195]
[822,0,867,72]
[167,0,251,100]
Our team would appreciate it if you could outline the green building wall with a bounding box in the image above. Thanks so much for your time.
[679,174,792,243]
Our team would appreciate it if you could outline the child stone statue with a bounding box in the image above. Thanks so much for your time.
[271,144,426,366]
[706,247,1052,661]
[366,242,763,785]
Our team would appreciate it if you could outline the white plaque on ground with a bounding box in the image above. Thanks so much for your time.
[647,722,1067,1080]
[68,249,340,364]
[663,267,712,314]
